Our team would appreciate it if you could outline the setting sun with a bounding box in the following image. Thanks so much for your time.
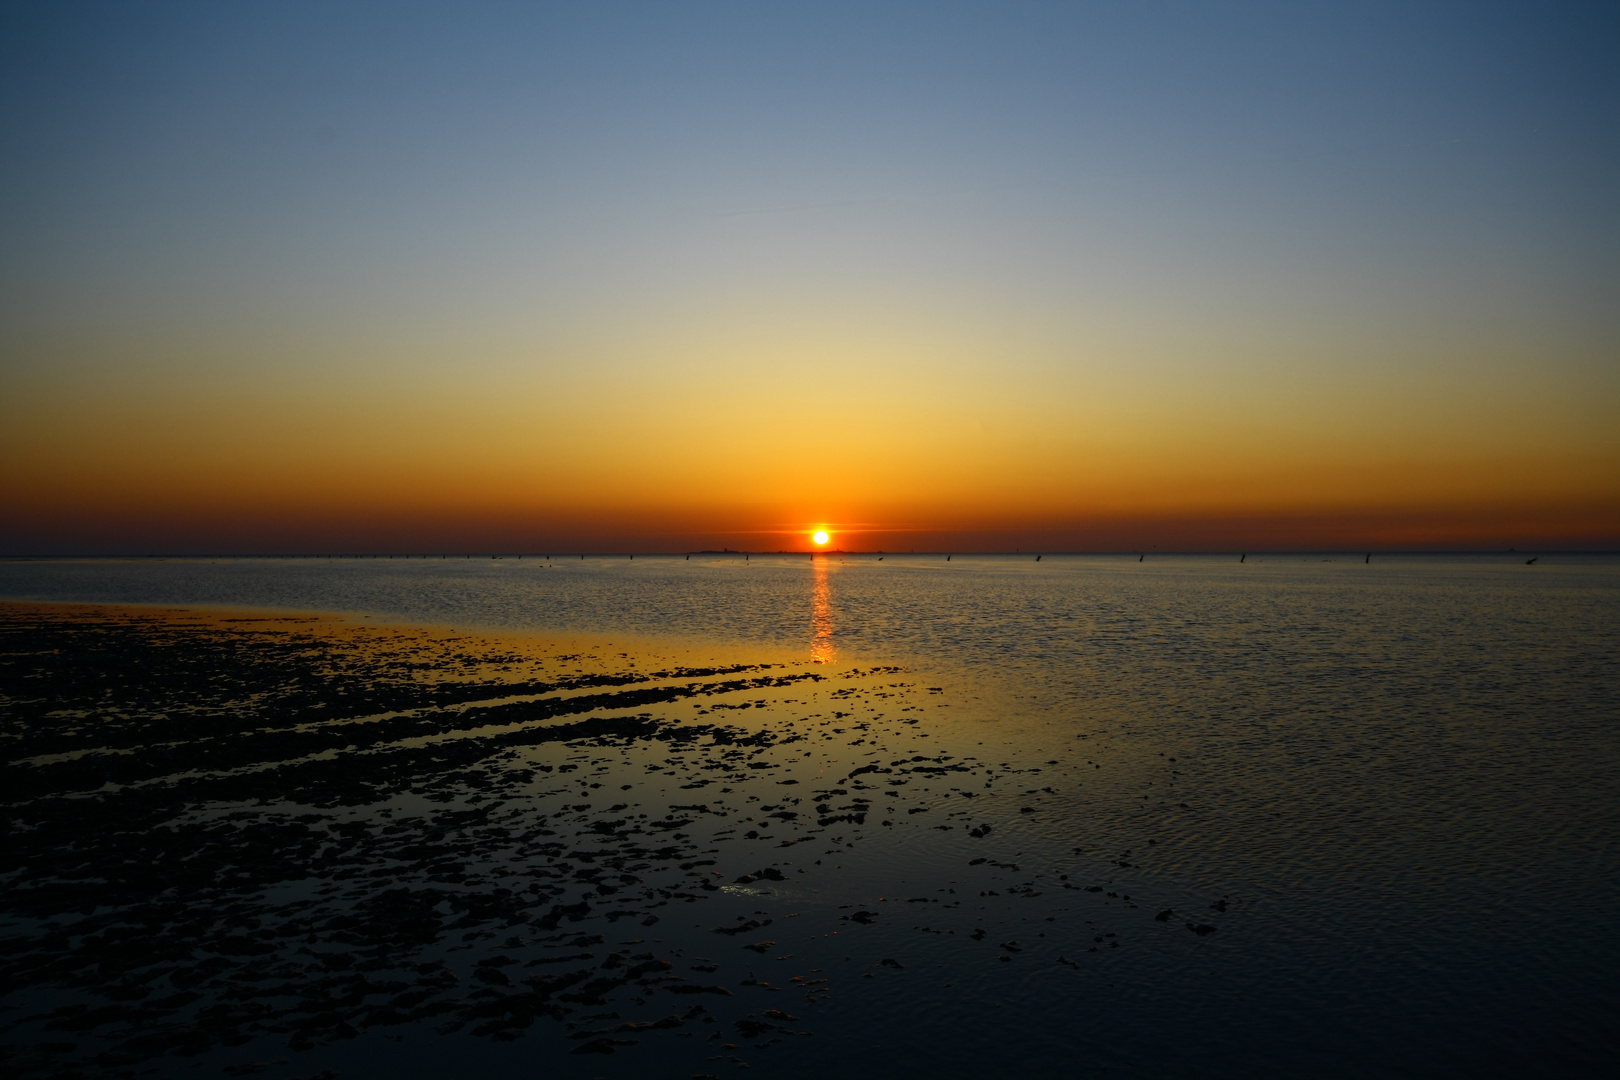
[812,530,830,546]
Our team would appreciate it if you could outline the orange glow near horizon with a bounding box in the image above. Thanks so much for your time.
[2,363,1615,554]
[2,338,1615,555]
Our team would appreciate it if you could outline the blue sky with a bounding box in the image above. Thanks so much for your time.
[2,1,1616,551]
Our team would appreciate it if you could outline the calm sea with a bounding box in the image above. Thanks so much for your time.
[4,553,1617,1076]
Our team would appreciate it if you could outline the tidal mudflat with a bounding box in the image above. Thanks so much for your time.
[3,556,1617,1078]
[1,602,1205,1078]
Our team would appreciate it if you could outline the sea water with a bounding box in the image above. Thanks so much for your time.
[2,553,1616,1077]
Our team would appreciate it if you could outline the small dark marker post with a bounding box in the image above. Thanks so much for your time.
[1366,552,1371,564]
[1240,553,1246,563]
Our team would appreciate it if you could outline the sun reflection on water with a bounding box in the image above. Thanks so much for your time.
[810,556,835,664]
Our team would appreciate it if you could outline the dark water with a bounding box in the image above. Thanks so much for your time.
[2,554,1617,1077]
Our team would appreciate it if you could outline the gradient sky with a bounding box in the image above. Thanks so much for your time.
[2,0,1616,553]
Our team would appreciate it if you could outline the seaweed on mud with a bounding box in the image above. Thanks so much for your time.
[1,605,1192,1078]
[0,610,829,1072]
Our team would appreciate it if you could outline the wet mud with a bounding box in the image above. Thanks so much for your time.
[2,603,1228,1078]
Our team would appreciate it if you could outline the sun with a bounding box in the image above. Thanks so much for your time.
[812,530,830,546]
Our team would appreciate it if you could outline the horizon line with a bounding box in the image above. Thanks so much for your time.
[4,548,1617,560]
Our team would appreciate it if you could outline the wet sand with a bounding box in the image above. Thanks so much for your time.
[2,601,1187,1078]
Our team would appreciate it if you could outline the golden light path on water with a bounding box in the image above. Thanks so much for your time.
[810,554,835,665]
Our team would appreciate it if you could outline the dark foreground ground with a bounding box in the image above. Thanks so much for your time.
[3,600,1615,1079]
[2,604,1200,1079]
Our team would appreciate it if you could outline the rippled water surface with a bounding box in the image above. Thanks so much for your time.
[3,554,1617,1077]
